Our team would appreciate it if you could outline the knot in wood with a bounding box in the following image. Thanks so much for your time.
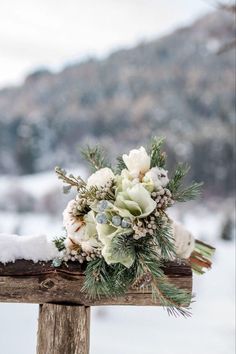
[40,279,55,289]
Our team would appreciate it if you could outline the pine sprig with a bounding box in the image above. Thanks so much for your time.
[110,233,136,261]
[173,182,203,202]
[149,136,166,168]
[153,216,176,260]
[81,145,110,172]
[53,235,66,251]
[168,163,203,202]
[116,155,127,174]
[82,257,135,298]
[134,241,192,317]
[82,257,113,299]
[151,279,192,318]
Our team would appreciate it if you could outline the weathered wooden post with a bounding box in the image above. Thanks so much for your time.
[37,304,90,354]
[0,260,192,354]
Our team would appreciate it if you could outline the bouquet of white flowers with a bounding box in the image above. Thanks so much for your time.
[53,137,215,316]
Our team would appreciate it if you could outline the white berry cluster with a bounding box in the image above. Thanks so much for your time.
[151,187,173,209]
[61,247,102,264]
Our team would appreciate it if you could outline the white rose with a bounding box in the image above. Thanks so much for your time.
[172,221,195,259]
[87,167,115,188]
[143,167,169,189]
[122,146,150,178]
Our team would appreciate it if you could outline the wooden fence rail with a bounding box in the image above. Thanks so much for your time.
[0,260,192,354]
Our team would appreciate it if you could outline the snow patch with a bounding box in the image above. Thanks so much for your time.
[0,233,59,263]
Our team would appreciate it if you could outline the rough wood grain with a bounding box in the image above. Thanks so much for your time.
[37,304,90,354]
[0,260,192,306]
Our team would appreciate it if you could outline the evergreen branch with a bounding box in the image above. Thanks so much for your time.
[110,263,136,294]
[82,258,114,299]
[110,233,136,260]
[151,279,192,318]
[53,235,66,251]
[82,257,135,298]
[149,136,166,168]
[81,145,110,172]
[153,217,176,260]
[137,245,192,317]
[173,182,203,202]
[168,163,203,202]
[168,163,190,192]
[116,155,127,174]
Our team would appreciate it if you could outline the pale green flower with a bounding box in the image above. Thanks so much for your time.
[96,223,134,267]
[116,169,154,194]
[114,183,156,219]
[84,210,97,239]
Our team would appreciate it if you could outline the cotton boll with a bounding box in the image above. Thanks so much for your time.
[172,221,195,259]
[63,199,87,242]
[143,167,169,190]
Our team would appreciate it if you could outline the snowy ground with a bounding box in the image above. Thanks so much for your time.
[0,172,235,354]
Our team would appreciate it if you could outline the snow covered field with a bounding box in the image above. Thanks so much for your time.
[0,172,235,354]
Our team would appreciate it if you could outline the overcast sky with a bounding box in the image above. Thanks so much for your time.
[0,0,213,88]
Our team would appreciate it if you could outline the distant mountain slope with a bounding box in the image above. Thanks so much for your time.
[0,10,234,195]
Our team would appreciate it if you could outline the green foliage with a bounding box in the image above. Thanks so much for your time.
[115,155,127,174]
[136,245,192,317]
[81,145,110,172]
[153,216,176,260]
[82,258,113,298]
[81,234,192,317]
[173,182,203,202]
[53,236,66,251]
[149,136,166,168]
[151,279,192,317]
[82,257,134,299]
[110,233,136,261]
[168,163,203,202]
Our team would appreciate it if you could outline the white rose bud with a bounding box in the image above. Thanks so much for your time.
[122,146,150,178]
[87,167,115,188]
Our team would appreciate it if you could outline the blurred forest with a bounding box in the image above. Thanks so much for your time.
[0,10,235,197]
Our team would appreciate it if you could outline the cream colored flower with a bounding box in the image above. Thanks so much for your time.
[122,146,150,178]
[87,167,115,188]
